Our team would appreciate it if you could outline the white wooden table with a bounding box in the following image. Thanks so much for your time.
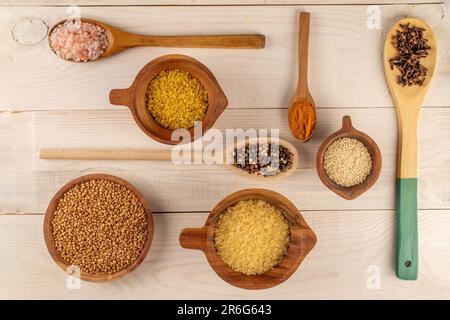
[0,0,449,299]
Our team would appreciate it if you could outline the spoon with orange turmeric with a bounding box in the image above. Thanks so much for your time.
[288,12,317,142]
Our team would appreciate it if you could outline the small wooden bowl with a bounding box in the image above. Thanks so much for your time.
[316,116,382,200]
[110,54,228,145]
[226,137,299,181]
[179,189,317,289]
[43,174,154,282]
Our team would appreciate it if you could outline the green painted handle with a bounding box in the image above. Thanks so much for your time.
[396,178,418,280]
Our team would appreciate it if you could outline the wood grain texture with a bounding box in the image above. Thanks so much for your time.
[2,107,450,213]
[0,5,448,111]
[0,2,449,299]
[1,210,450,299]
[0,0,442,5]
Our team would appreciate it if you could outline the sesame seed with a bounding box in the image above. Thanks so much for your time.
[323,137,372,187]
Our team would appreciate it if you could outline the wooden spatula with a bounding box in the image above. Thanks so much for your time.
[383,17,437,280]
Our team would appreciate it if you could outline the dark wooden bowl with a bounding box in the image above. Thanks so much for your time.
[179,188,317,289]
[43,174,154,282]
[109,54,228,145]
[316,116,382,200]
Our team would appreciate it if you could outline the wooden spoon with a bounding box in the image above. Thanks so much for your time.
[384,17,437,280]
[288,12,317,142]
[39,137,299,181]
[49,18,266,62]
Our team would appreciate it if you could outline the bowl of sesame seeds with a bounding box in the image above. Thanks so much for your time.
[43,174,153,282]
[109,54,228,145]
[316,115,382,200]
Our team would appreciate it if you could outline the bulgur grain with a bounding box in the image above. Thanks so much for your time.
[214,199,291,275]
[51,179,148,275]
[323,137,372,187]
[146,69,208,130]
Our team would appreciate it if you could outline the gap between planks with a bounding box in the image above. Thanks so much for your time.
[0,3,445,8]
[3,208,450,216]
[1,106,449,113]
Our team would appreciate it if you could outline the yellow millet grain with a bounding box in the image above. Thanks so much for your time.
[324,137,373,187]
[146,69,208,130]
[214,199,291,275]
[51,179,148,275]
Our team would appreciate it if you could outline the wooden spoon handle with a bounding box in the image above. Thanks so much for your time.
[297,12,310,96]
[40,148,173,161]
[396,116,419,280]
[123,34,265,49]
[396,178,418,280]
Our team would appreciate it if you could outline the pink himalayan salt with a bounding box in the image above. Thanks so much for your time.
[49,20,108,62]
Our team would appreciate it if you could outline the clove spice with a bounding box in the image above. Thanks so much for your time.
[389,23,431,87]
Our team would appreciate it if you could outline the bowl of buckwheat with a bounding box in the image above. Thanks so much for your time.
[43,174,154,282]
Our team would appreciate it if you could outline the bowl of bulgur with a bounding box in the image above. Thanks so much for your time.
[316,115,382,200]
[179,189,317,289]
[110,54,228,145]
[43,174,153,282]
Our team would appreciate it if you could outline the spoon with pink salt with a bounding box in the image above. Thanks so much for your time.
[49,18,266,62]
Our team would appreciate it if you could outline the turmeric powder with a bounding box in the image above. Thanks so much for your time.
[288,101,316,141]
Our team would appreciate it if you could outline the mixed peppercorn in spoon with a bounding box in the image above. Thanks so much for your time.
[233,142,294,177]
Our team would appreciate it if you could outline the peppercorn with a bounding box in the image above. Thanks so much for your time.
[233,143,294,176]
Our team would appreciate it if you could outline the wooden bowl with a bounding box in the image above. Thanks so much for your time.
[43,174,154,282]
[179,189,317,289]
[316,116,382,200]
[109,54,228,145]
[226,137,299,181]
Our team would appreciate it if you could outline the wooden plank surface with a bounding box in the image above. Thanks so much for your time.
[0,4,448,111]
[0,2,449,299]
[1,210,450,299]
[2,107,450,214]
[0,1,442,6]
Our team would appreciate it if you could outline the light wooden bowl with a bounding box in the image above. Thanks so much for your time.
[43,174,154,282]
[316,116,382,200]
[110,54,228,145]
[179,188,317,289]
